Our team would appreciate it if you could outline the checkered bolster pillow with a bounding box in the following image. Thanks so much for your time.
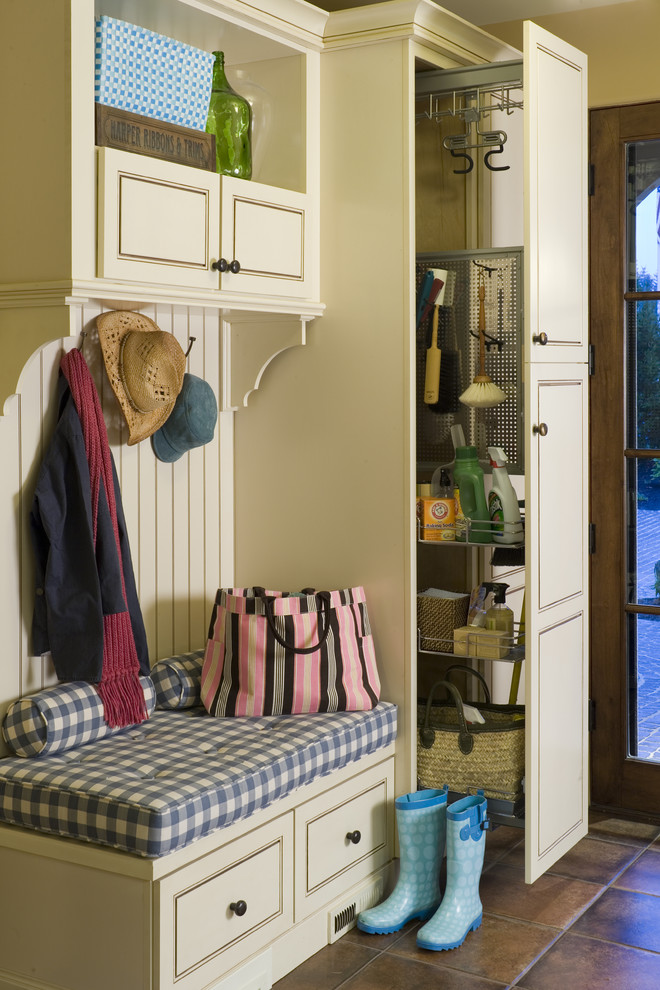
[2,677,155,758]
[150,650,204,709]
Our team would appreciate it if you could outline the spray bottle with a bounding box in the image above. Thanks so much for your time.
[487,446,523,545]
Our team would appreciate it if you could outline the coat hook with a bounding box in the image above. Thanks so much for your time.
[185,336,196,358]
[450,149,474,174]
[484,145,510,171]
[77,330,87,351]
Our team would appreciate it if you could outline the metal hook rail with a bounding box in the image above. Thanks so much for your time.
[421,84,522,174]
[416,81,523,128]
[415,63,523,173]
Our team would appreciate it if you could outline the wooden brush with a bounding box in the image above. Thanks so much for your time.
[424,304,442,404]
[459,282,506,409]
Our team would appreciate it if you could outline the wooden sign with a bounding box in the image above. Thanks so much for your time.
[95,104,216,172]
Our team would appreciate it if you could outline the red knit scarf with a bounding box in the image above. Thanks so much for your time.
[60,349,147,728]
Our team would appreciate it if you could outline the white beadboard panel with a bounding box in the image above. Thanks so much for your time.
[0,304,223,738]
[203,310,224,600]
[0,393,22,750]
[153,305,176,660]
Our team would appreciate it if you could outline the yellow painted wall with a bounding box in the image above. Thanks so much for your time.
[486,0,660,108]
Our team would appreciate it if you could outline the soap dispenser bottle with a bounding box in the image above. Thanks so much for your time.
[483,582,514,638]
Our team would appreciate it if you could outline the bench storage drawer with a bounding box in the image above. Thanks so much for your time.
[157,813,293,990]
[294,757,394,921]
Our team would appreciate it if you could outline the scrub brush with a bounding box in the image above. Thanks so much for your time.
[459,281,506,409]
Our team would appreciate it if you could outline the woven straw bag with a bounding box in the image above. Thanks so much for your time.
[417,666,524,801]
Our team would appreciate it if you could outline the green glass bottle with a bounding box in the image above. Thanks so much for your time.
[205,51,252,179]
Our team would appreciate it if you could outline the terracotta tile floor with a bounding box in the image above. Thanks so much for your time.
[275,811,660,990]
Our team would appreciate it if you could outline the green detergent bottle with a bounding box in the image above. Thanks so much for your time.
[453,446,492,544]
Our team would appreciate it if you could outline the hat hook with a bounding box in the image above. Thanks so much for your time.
[184,336,196,358]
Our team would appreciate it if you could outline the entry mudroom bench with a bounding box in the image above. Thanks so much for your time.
[0,652,396,990]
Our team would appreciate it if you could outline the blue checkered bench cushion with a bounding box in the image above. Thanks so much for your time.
[0,703,397,857]
[95,16,214,131]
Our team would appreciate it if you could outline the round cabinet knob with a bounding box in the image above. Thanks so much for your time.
[533,423,549,437]
[532,332,549,345]
[211,258,241,274]
[346,830,361,845]
[229,900,248,917]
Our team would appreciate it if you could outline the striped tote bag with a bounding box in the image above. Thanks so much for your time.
[201,587,381,716]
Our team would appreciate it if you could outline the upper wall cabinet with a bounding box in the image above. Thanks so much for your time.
[0,0,325,321]
[98,149,313,299]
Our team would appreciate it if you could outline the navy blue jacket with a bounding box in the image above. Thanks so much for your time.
[30,373,149,681]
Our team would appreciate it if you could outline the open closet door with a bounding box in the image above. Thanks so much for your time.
[523,22,589,883]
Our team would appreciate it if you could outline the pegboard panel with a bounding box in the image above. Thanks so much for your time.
[416,248,523,475]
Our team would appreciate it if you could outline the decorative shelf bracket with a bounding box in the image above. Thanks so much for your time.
[222,312,314,411]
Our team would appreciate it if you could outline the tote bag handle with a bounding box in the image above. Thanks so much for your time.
[419,679,474,755]
[256,589,332,655]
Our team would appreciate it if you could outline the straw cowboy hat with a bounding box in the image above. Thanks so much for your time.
[96,311,186,445]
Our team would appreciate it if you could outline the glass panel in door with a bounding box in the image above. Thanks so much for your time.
[625,139,660,762]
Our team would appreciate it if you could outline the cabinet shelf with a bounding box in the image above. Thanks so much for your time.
[417,628,524,664]
[416,514,524,549]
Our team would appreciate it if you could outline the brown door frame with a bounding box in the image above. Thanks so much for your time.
[590,101,660,815]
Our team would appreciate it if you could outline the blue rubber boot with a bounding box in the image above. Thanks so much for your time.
[416,791,489,951]
[357,787,448,935]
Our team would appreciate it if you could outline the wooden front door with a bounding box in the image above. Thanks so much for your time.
[590,101,660,815]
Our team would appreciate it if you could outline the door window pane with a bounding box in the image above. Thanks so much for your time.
[628,612,660,761]
[626,457,660,605]
[626,137,660,765]
[626,139,660,291]
[626,300,660,450]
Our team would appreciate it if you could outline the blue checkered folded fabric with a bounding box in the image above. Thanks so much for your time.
[0,703,397,857]
[2,677,156,758]
[151,650,204,709]
[95,16,214,131]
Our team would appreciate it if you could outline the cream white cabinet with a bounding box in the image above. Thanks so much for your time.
[0,750,395,990]
[0,0,326,405]
[97,150,313,299]
[219,177,312,299]
[232,1,589,886]
[97,148,221,290]
[523,23,589,880]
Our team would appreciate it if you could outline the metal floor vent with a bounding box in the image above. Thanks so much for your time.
[327,876,385,943]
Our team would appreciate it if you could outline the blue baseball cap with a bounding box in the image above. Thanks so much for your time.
[151,373,217,462]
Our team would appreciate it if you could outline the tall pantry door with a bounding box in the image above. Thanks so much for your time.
[523,23,589,883]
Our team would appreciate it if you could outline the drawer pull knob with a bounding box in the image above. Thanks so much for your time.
[532,332,549,345]
[229,900,248,917]
[211,258,241,274]
[346,830,362,845]
[533,422,549,437]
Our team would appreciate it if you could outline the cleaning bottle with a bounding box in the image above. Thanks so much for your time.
[453,446,492,544]
[487,446,523,545]
[483,582,514,638]
[433,468,455,541]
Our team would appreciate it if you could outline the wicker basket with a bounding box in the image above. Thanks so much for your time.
[417,668,524,801]
[417,592,470,653]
